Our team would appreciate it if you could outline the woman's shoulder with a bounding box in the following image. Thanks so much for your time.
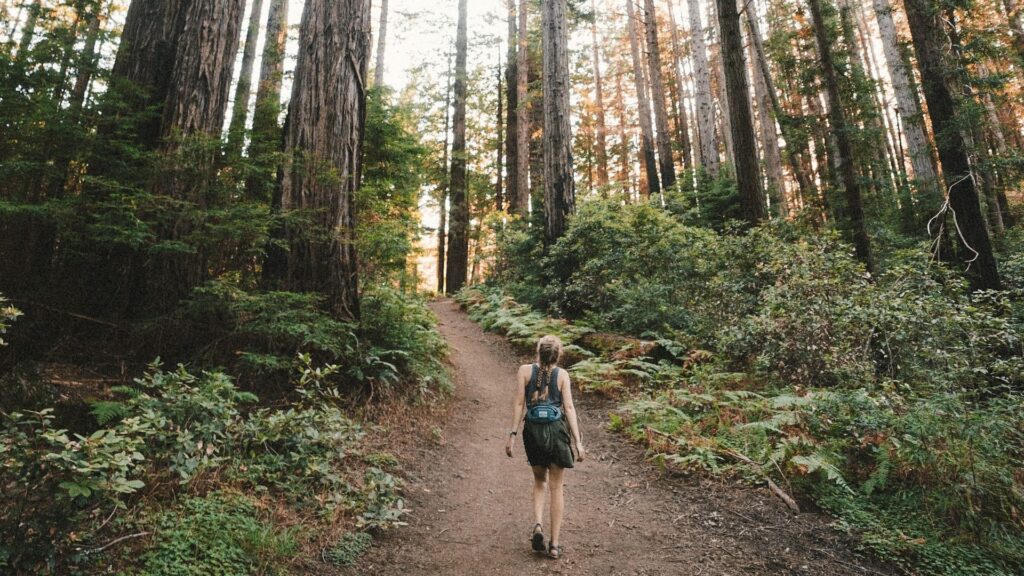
[517,363,535,375]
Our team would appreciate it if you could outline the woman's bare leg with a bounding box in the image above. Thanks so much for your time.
[548,465,565,548]
[531,465,548,528]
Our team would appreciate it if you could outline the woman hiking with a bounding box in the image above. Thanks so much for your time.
[504,335,586,559]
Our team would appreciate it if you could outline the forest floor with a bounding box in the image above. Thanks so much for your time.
[344,299,896,576]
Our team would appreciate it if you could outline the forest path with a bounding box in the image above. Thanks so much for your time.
[349,299,892,576]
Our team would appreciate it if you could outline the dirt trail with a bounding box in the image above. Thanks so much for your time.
[351,299,893,576]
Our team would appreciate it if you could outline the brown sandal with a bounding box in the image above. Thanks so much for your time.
[547,542,562,559]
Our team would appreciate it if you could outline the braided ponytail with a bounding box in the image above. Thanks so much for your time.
[532,335,563,403]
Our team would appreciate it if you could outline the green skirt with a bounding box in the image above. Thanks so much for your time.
[523,418,574,469]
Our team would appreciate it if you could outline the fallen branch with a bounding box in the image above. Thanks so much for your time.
[83,531,151,554]
[724,449,800,512]
[767,479,800,512]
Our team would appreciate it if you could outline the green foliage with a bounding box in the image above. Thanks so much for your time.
[324,531,373,567]
[476,199,1024,574]
[0,294,20,346]
[139,492,300,576]
[1,361,411,573]
[181,282,449,397]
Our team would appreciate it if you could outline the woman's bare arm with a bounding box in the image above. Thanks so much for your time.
[505,364,529,457]
[559,370,585,462]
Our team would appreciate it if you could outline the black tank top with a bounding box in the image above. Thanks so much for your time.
[525,364,562,407]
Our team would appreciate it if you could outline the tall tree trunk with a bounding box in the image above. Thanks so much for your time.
[744,3,813,211]
[808,0,873,272]
[590,0,609,187]
[109,0,192,148]
[437,47,452,294]
[505,0,519,212]
[977,63,1015,229]
[542,0,575,244]
[687,0,719,176]
[512,0,530,214]
[150,0,246,307]
[614,65,633,199]
[68,4,103,116]
[246,0,288,200]
[1004,0,1024,68]
[643,0,676,191]
[496,56,504,211]
[15,0,40,57]
[272,0,370,318]
[708,0,734,169]
[745,1,786,216]
[666,0,694,172]
[445,0,469,293]
[718,0,765,224]
[903,0,1000,289]
[626,0,659,196]
[373,0,388,87]
[226,0,265,161]
[873,0,940,218]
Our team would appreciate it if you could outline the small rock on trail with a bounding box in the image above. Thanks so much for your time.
[347,299,892,576]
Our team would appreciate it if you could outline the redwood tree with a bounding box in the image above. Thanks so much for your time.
[718,0,766,224]
[270,0,371,318]
[444,0,469,293]
[542,0,575,244]
[808,0,874,273]
[903,0,1000,289]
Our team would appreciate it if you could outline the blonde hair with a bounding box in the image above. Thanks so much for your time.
[532,335,563,403]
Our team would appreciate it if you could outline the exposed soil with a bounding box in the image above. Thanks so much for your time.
[347,299,895,576]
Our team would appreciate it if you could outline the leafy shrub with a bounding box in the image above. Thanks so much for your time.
[181,282,449,397]
[1,361,410,573]
[471,220,1024,576]
[0,293,19,346]
[99,364,258,483]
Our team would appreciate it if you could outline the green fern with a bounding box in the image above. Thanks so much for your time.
[90,401,128,425]
[791,451,854,494]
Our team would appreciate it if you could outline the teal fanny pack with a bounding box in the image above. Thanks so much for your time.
[526,403,563,424]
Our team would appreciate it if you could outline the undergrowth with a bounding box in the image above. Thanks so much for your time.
[0,360,408,573]
[460,202,1024,575]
